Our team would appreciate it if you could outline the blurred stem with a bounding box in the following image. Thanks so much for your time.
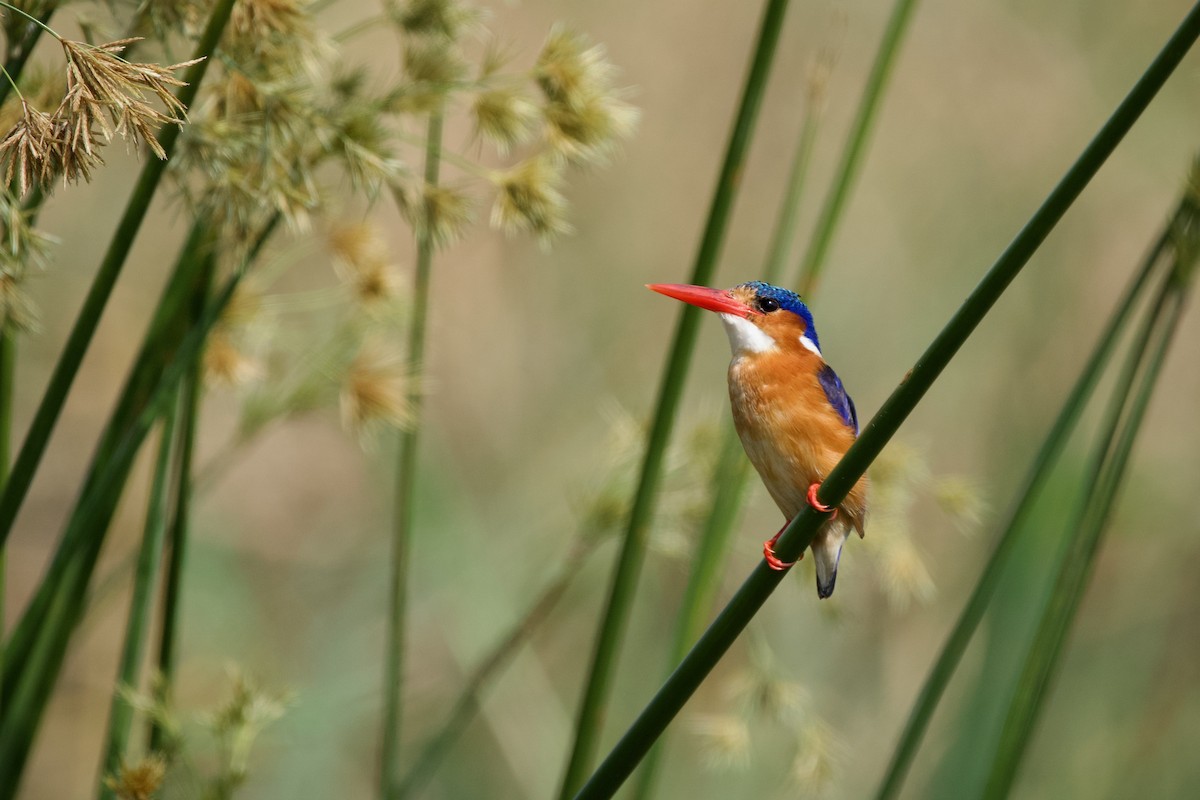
[97,398,180,800]
[983,215,1196,799]
[556,2,793,795]
[630,61,828,800]
[0,0,236,552]
[0,325,13,722]
[382,106,443,800]
[872,211,1179,800]
[0,213,278,796]
[149,280,210,753]
[395,536,601,798]
[796,0,920,295]
[573,7,1200,796]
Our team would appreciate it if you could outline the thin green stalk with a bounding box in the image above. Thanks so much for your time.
[382,107,444,800]
[395,536,600,798]
[0,0,237,551]
[631,63,828,800]
[573,7,1200,797]
[148,357,204,753]
[556,2,793,795]
[97,398,180,800]
[0,261,245,796]
[0,324,14,724]
[983,225,1196,799]
[872,215,1177,800]
[796,0,920,294]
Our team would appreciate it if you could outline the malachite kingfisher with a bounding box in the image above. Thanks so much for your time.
[648,281,868,598]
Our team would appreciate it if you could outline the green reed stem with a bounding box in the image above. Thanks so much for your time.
[149,271,211,753]
[0,325,14,722]
[872,211,1178,800]
[97,399,180,800]
[0,213,279,796]
[556,3,793,796]
[630,63,829,800]
[0,0,236,551]
[983,212,1196,800]
[382,107,444,800]
[796,0,920,294]
[572,7,1200,796]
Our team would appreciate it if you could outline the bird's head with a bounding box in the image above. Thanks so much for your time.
[647,281,822,358]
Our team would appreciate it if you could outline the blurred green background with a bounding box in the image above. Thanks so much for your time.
[7,0,1200,797]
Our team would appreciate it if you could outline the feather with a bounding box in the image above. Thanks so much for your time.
[817,363,858,434]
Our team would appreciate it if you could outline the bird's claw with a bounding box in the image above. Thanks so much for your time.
[763,539,797,571]
[807,482,838,518]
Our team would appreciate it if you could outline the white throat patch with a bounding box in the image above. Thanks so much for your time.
[718,313,776,355]
[799,335,821,356]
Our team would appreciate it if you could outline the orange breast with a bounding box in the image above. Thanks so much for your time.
[727,349,867,531]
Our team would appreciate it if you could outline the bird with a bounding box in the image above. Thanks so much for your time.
[647,281,867,598]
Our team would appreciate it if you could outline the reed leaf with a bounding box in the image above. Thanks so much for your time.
[872,203,1183,799]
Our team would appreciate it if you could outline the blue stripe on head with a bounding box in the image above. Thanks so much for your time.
[739,281,819,350]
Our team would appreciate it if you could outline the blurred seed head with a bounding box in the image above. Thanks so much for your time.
[489,155,571,243]
[404,183,474,250]
[394,0,481,39]
[104,754,167,800]
[534,27,615,106]
[205,329,264,386]
[543,87,637,164]
[728,662,807,724]
[472,85,538,154]
[789,719,845,796]
[876,533,935,611]
[400,37,468,112]
[933,475,986,534]
[340,339,416,439]
[204,671,289,787]
[690,713,752,772]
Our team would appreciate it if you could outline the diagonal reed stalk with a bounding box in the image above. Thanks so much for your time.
[556,2,793,795]
[572,6,1200,797]
[633,3,918,792]
[872,202,1184,799]
[97,397,181,800]
[0,0,237,552]
[982,198,1197,799]
[381,106,444,800]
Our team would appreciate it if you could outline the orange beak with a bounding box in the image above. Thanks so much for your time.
[646,283,758,317]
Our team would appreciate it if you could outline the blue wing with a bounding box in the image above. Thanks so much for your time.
[818,363,858,434]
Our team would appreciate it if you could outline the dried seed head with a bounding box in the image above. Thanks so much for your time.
[789,720,844,795]
[0,100,63,195]
[205,330,263,386]
[534,27,614,107]
[0,271,38,332]
[340,340,416,436]
[877,534,935,611]
[489,156,571,243]
[328,221,387,270]
[543,89,637,164]
[404,183,472,249]
[933,476,986,534]
[401,37,468,111]
[104,754,167,800]
[472,85,537,153]
[395,0,479,39]
[690,713,751,772]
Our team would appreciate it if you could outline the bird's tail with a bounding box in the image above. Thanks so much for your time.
[812,522,851,599]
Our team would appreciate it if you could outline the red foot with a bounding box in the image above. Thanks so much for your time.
[807,483,838,518]
[763,520,803,571]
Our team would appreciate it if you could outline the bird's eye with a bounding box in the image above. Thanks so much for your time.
[758,297,781,313]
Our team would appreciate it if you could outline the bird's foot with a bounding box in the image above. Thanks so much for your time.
[763,520,802,571]
[806,482,838,518]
